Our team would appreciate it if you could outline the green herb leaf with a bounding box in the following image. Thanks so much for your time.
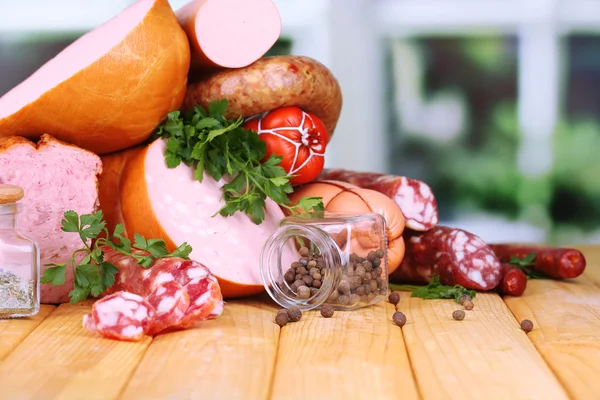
[389,275,477,303]
[506,252,548,279]
[40,264,66,286]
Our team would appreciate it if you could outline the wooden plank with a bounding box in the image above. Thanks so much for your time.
[0,305,55,361]
[270,301,419,400]
[0,300,151,400]
[400,291,569,400]
[504,274,600,399]
[120,297,280,400]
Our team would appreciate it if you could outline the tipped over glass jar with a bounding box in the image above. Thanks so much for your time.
[260,211,389,311]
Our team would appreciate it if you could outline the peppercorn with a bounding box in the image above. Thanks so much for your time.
[328,290,339,302]
[392,311,406,327]
[307,260,317,268]
[388,292,400,306]
[337,295,350,305]
[287,306,302,322]
[310,287,319,297]
[355,285,366,296]
[313,280,322,288]
[296,266,307,276]
[367,251,377,261]
[321,305,334,318]
[369,280,378,293]
[463,300,474,311]
[284,270,295,283]
[312,272,322,281]
[302,275,313,286]
[374,267,383,277]
[299,246,309,257]
[291,280,303,293]
[452,310,466,321]
[349,294,361,305]
[295,274,303,282]
[308,267,319,276]
[354,265,366,278]
[371,257,381,268]
[291,261,301,269]
[299,257,309,266]
[349,276,363,290]
[521,319,533,333]
[346,265,355,277]
[375,248,385,258]
[297,285,311,299]
[338,280,351,295]
[459,294,472,305]
[275,312,289,327]
[367,292,375,302]
[362,260,373,271]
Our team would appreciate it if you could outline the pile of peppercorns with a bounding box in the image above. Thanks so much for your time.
[283,246,387,307]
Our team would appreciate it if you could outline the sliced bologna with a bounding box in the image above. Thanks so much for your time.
[0,0,190,155]
[288,180,406,274]
[0,134,102,304]
[390,226,502,291]
[317,169,439,231]
[146,281,190,335]
[104,138,287,298]
[83,291,156,342]
[176,0,281,70]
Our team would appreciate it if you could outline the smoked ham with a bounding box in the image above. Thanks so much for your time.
[176,0,281,70]
[100,138,287,298]
[288,181,406,274]
[0,135,102,303]
[0,0,190,155]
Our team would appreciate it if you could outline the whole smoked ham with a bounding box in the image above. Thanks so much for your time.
[0,0,190,154]
[0,135,102,304]
[317,169,439,231]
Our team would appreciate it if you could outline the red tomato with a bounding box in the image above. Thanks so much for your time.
[243,106,328,185]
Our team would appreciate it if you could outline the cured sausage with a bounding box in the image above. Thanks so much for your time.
[182,55,343,142]
[0,134,102,304]
[176,0,281,69]
[83,291,156,342]
[146,281,190,335]
[390,226,502,290]
[498,264,527,296]
[173,275,224,329]
[317,169,438,231]
[490,244,586,279]
[0,0,190,154]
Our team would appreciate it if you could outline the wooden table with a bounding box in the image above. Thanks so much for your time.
[2,245,600,400]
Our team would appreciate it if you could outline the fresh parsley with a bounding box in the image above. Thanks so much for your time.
[389,275,477,304]
[155,99,324,224]
[41,210,192,304]
[505,252,548,279]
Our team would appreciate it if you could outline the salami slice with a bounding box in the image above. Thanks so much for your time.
[317,169,438,231]
[490,244,586,279]
[84,291,156,342]
[174,276,224,329]
[390,226,502,290]
[146,281,190,336]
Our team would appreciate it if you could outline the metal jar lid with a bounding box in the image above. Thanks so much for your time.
[0,184,24,204]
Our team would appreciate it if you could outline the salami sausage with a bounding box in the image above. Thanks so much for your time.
[146,281,190,336]
[182,55,343,142]
[390,226,502,290]
[83,291,156,342]
[174,275,224,329]
[317,169,438,231]
[498,264,527,296]
[490,244,586,279]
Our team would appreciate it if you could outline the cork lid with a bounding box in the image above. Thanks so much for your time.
[0,184,24,204]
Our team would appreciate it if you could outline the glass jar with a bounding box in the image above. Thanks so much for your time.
[0,184,40,318]
[260,211,389,311]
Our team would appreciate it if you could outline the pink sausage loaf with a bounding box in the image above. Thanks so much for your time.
[390,226,502,291]
[317,169,438,231]
[176,0,281,70]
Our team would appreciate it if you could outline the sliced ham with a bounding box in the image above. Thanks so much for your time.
[0,0,190,155]
[101,138,289,298]
[0,134,102,303]
[176,0,281,70]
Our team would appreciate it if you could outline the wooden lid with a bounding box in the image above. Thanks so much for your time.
[0,184,24,204]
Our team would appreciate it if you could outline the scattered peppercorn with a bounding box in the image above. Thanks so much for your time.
[287,306,302,322]
[459,294,472,305]
[520,319,533,333]
[320,305,334,318]
[388,291,400,306]
[392,311,406,327]
[275,312,289,327]
[463,300,474,311]
[452,310,466,321]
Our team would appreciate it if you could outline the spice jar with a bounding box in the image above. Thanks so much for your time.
[260,211,389,311]
[0,184,40,318]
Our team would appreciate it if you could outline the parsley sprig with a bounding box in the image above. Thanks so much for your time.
[41,210,192,304]
[390,275,477,303]
[505,252,548,279]
[155,99,324,224]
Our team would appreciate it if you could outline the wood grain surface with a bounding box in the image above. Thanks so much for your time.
[0,304,54,361]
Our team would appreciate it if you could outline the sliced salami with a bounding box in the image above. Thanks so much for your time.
[317,169,438,231]
[174,276,224,329]
[84,291,156,342]
[390,226,502,290]
[146,281,190,336]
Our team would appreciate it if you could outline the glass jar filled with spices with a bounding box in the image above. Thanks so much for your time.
[260,211,389,311]
[0,184,40,318]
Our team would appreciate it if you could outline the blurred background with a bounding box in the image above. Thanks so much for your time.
[1,0,600,245]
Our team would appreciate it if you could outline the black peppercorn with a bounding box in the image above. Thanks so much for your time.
[392,311,406,327]
[452,310,466,321]
[388,292,400,306]
[371,257,381,268]
[338,280,351,294]
[521,319,533,333]
[367,251,377,261]
[463,300,474,311]
[287,306,302,322]
[313,279,322,288]
[284,270,295,283]
[375,248,385,258]
[320,305,334,318]
[302,275,313,286]
[275,312,289,327]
